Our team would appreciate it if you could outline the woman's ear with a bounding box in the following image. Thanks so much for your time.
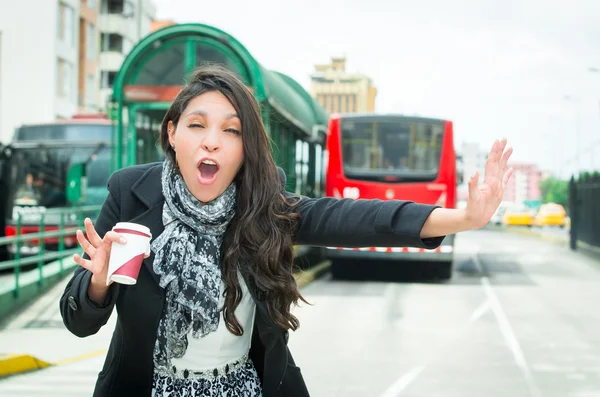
[167,120,176,148]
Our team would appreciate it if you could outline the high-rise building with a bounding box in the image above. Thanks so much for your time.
[503,162,543,204]
[0,0,156,143]
[78,0,101,113]
[0,0,97,142]
[457,142,543,204]
[310,57,377,114]
[98,0,156,108]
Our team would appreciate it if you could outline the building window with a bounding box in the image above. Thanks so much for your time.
[57,58,73,98]
[101,33,132,53]
[101,71,117,89]
[86,23,96,60]
[317,94,325,108]
[58,2,75,47]
[105,0,135,17]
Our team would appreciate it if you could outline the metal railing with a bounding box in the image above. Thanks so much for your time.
[0,205,101,297]
[569,174,600,251]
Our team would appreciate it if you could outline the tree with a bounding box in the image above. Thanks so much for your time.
[540,176,569,209]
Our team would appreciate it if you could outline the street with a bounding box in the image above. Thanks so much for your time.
[290,228,600,397]
[1,228,600,396]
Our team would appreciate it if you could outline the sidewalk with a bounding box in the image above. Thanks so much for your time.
[488,224,600,264]
[486,224,568,243]
[0,275,115,375]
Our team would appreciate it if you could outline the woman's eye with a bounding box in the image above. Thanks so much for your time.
[188,123,204,128]
[226,128,241,135]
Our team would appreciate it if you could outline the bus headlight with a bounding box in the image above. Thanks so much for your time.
[343,187,360,199]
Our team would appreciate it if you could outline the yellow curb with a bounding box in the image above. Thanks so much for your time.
[0,349,108,378]
[0,354,51,377]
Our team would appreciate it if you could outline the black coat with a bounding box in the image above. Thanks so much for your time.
[59,162,443,397]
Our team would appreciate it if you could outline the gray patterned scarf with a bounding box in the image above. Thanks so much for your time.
[151,158,237,374]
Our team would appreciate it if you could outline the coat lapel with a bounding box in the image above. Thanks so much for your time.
[128,164,165,287]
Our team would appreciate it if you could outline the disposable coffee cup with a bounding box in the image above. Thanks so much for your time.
[106,222,152,285]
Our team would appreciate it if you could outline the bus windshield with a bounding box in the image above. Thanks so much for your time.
[14,123,111,141]
[6,122,112,224]
[341,117,444,182]
[10,145,110,206]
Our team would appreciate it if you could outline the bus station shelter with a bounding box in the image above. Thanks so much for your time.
[110,23,329,196]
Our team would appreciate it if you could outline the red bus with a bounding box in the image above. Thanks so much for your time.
[324,113,458,279]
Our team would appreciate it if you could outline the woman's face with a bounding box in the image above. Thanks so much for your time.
[168,90,244,203]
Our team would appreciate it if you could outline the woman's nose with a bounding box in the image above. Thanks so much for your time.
[202,129,221,152]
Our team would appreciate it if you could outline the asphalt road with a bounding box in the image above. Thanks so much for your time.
[288,228,600,397]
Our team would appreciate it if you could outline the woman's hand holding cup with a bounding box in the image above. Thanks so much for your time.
[73,218,127,303]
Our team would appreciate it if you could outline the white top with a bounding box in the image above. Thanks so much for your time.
[171,272,257,370]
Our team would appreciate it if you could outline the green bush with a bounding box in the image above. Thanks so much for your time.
[540,177,569,209]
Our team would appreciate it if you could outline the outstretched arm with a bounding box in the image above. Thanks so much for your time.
[290,139,512,247]
[420,138,513,238]
[292,195,444,249]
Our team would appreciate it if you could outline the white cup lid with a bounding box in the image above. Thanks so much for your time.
[113,222,152,237]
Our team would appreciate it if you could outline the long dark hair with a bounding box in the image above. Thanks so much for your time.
[159,65,307,335]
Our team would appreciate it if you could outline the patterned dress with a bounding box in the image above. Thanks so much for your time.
[151,353,262,397]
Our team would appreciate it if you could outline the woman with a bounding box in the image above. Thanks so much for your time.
[60,66,513,397]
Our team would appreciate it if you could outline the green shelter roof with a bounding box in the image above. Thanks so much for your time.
[112,23,328,136]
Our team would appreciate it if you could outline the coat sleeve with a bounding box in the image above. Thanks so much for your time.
[290,195,445,249]
[59,171,122,338]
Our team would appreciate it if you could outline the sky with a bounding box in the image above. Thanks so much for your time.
[154,0,600,178]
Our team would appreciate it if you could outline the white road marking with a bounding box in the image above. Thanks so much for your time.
[379,299,492,396]
[473,254,543,397]
[379,365,426,397]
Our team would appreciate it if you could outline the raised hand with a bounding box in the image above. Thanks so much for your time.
[465,138,513,228]
[73,218,126,287]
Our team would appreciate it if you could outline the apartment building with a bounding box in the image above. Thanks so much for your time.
[310,57,377,114]
[0,0,156,143]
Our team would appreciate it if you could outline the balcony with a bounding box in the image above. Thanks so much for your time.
[100,51,125,72]
[98,14,137,40]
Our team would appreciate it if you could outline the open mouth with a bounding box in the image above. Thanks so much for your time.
[197,159,219,184]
